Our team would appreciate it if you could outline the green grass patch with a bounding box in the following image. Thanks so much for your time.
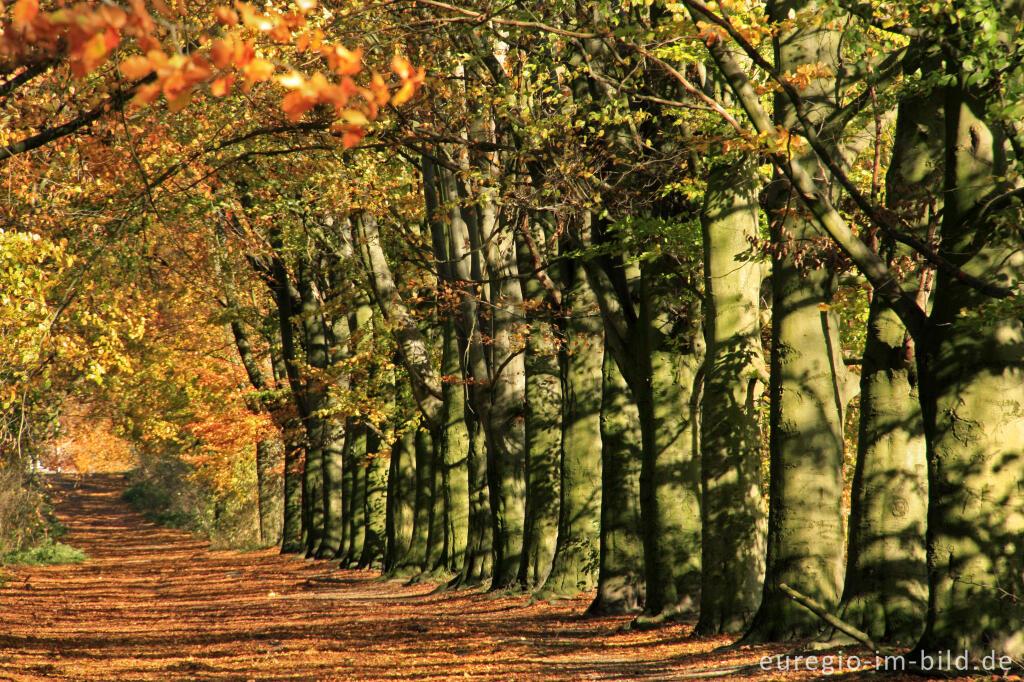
[1,541,87,566]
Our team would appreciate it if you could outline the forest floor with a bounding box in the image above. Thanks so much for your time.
[0,474,929,681]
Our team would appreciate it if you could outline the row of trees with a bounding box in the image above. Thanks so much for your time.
[2,0,1022,664]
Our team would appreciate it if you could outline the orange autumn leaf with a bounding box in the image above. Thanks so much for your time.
[214,5,238,25]
[166,87,193,113]
[149,0,176,20]
[132,81,162,105]
[209,38,233,69]
[391,54,413,80]
[12,0,38,23]
[120,55,154,80]
[243,57,275,82]
[210,74,234,96]
[322,45,361,76]
[281,90,316,121]
[391,55,424,106]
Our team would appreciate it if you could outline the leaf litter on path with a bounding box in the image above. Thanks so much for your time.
[0,474,931,680]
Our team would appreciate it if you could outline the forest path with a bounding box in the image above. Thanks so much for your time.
[1,474,834,681]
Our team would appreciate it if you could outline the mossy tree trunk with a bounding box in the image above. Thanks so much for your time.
[359,431,387,568]
[439,319,470,572]
[588,350,645,615]
[839,81,938,644]
[295,260,330,557]
[583,242,703,619]
[456,409,493,586]
[343,425,367,567]
[515,228,562,589]
[743,0,852,640]
[385,427,417,572]
[539,259,602,597]
[696,158,767,635]
[913,82,1024,661]
[635,263,703,619]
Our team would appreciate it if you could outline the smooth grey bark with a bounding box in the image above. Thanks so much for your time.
[583,245,703,619]
[913,82,1024,661]
[743,0,853,640]
[435,160,522,589]
[478,213,528,591]
[454,406,494,586]
[344,425,367,566]
[439,319,470,572]
[635,264,704,618]
[516,231,562,589]
[254,437,284,546]
[318,415,345,558]
[839,82,937,644]
[397,424,434,573]
[295,261,330,557]
[339,422,355,561]
[280,417,304,554]
[385,427,417,572]
[539,260,602,597]
[425,421,448,571]
[359,431,387,568]
[588,350,645,615]
[695,158,767,635]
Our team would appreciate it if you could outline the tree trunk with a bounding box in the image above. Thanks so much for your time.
[280,418,305,554]
[344,427,367,566]
[457,409,494,586]
[296,263,329,557]
[839,82,938,644]
[635,264,703,619]
[588,350,645,615]
[359,431,387,568]
[397,424,434,573]
[255,437,284,546]
[480,221,528,591]
[385,426,417,572]
[696,158,767,635]
[318,417,346,559]
[439,320,470,572]
[743,0,850,640]
[515,230,562,589]
[913,83,1024,661]
[539,260,602,597]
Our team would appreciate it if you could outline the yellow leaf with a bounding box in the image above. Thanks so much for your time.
[338,108,368,125]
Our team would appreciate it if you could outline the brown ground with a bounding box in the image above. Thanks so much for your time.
[0,474,937,681]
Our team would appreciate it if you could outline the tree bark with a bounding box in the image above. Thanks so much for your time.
[588,350,645,615]
[359,431,387,568]
[539,259,602,597]
[384,427,417,572]
[913,82,1024,662]
[439,319,470,572]
[839,80,938,644]
[696,158,767,635]
[743,0,851,640]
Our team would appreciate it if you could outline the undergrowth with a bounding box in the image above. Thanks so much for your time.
[0,466,87,567]
[122,452,262,550]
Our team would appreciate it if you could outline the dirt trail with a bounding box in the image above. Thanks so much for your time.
[0,474,855,681]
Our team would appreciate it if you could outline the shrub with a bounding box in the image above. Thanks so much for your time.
[122,450,261,549]
[0,466,85,566]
